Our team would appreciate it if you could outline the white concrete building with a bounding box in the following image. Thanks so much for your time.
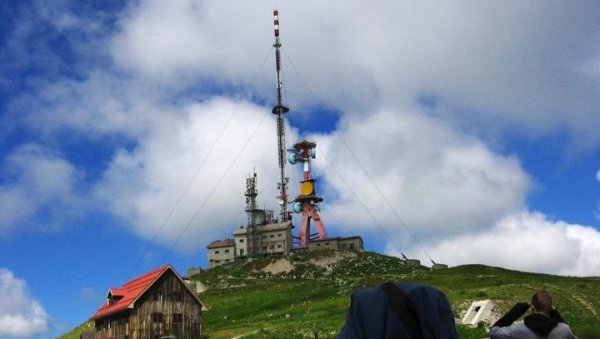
[206,239,235,269]
[208,222,293,268]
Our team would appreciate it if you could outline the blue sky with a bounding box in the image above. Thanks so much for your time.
[1,1,600,337]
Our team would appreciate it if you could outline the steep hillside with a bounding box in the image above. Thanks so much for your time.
[60,250,600,338]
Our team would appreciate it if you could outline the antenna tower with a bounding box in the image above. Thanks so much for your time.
[288,140,327,246]
[245,170,259,256]
[272,10,290,222]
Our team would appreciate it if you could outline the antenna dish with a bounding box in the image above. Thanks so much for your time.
[300,181,314,196]
[287,153,297,164]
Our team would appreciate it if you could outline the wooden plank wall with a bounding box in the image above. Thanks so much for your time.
[94,271,203,339]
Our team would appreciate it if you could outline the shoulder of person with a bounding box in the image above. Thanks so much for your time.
[490,323,531,339]
[551,322,577,338]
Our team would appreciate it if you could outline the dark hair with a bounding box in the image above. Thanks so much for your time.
[531,288,553,314]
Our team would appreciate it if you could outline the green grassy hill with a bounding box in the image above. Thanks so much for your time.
[60,250,600,338]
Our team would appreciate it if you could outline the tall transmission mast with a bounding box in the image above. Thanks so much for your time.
[272,10,290,222]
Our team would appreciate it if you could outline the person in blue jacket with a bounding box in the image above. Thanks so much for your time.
[489,288,577,339]
[338,281,458,339]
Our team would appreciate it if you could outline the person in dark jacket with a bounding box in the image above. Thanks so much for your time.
[489,288,577,339]
[338,282,458,339]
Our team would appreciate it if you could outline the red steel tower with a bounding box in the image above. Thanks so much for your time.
[288,140,327,247]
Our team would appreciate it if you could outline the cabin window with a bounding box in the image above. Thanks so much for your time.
[153,292,162,302]
[173,313,183,324]
[152,312,164,323]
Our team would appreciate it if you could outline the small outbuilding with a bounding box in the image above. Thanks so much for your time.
[462,300,494,326]
[89,264,206,339]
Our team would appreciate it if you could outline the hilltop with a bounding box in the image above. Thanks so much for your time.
[60,250,600,338]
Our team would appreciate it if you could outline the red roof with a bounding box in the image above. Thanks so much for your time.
[90,264,173,320]
[207,239,235,249]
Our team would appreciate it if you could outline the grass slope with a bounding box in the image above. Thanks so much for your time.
[60,250,600,338]
[197,250,599,339]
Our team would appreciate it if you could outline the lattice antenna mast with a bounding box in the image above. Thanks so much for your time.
[245,170,259,257]
[272,10,290,222]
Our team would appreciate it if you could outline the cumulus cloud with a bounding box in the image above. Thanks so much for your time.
[94,97,292,251]
[0,144,84,235]
[396,212,600,276]
[0,269,50,337]
[109,1,600,146]
[313,108,529,242]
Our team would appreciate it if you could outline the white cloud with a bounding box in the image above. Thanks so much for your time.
[0,269,50,337]
[109,1,600,146]
[0,144,84,235]
[94,97,291,251]
[397,211,600,276]
[313,109,529,242]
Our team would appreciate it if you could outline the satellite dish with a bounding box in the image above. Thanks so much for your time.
[255,210,266,225]
[293,202,302,213]
[300,181,314,196]
[287,153,297,164]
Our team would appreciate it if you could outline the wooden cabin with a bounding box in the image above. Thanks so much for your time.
[89,264,206,339]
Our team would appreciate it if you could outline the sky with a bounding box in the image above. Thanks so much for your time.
[1,0,600,337]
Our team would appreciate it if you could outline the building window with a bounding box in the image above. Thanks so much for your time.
[224,249,230,253]
[278,233,282,237]
[277,244,282,248]
[316,243,321,247]
[152,312,164,323]
[225,259,230,262]
[215,250,220,254]
[269,244,274,249]
[240,249,244,255]
[263,235,267,239]
[153,292,162,301]
[239,238,244,243]
[270,234,275,238]
[325,242,330,246]
[173,313,183,324]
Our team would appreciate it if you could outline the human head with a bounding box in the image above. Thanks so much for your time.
[530,288,553,314]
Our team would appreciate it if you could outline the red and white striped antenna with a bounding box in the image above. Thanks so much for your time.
[273,10,280,38]
[272,9,290,222]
